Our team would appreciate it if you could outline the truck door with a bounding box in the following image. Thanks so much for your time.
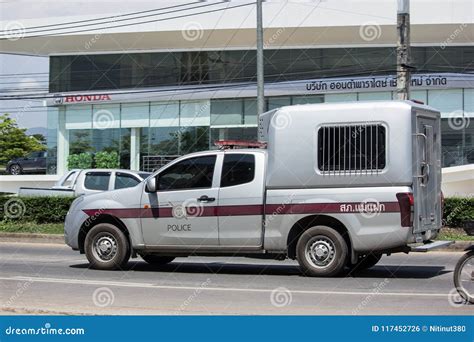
[412,110,442,233]
[141,154,219,246]
[217,152,265,247]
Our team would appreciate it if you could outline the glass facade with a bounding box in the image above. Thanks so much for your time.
[49,47,474,92]
[46,46,473,174]
[46,89,473,173]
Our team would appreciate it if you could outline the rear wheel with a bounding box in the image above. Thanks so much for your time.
[348,253,382,273]
[296,226,348,277]
[85,223,130,270]
[9,164,22,175]
[141,255,175,265]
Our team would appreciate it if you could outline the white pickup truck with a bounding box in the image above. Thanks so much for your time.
[64,101,449,276]
[19,169,150,197]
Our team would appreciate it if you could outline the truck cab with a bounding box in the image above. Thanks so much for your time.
[140,149,266,249]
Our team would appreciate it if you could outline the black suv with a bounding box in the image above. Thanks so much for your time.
[6,151,47,175]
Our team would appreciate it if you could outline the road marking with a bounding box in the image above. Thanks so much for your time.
[0,276,449,297]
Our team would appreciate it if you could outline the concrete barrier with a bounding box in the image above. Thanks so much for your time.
[441,164,474,197]
[0,175,60,194]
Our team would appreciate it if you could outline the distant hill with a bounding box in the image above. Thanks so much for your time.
[26,127,47,137]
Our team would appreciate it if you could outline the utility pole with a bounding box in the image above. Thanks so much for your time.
[396,0,411,100]
[256,0,265,116]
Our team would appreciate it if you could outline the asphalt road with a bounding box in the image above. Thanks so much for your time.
[0,241,471,315]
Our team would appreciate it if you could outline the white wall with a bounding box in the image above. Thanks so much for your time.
[441,164,474,197]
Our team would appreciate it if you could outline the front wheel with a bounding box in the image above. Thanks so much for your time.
[453,250,474,304]
[296,226,348,277]
[85,223,130,270]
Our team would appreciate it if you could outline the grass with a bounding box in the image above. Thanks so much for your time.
[0,221,64,235]
[437,227,474,241]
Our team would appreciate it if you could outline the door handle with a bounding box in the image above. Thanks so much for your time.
[197,195,215,203]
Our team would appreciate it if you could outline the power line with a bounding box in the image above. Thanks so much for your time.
[0,2,256,40]
[3,2,201,32]
[4,2,220,36]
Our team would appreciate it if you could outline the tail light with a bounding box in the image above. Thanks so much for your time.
[396,192,414,227]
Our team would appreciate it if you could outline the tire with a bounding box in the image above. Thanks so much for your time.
[348,253,382,273]
[84,223,130,270]
[141,255,175,265]
[9,164,22,175]
[453,250,474,304]
[296,226,348,277]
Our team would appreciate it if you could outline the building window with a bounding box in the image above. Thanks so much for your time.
[180,126,210,154]
[49,47,474,92]
[221,154,255,187]
[267,97,291,110]
[147,127,180,156]
[211,99,243,125]
[210,127,258,146]
[441,118,473,167]
[317,124,386,173]
[292,95,324,105]
[428,89,463,117]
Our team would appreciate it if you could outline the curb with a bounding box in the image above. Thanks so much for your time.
[0,232,471,250]
[0,232,64,244]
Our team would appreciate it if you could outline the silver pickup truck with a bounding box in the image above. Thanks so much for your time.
[19,169,150,197]
[65,101,448,276]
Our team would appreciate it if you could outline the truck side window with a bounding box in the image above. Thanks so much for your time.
[221,154,255,187]
[114,173,141,189]
[318,123,386,173]
[84,172,111,191]
[158,155,216,191]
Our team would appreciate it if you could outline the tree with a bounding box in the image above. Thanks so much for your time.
[0,114,45,165]
[31,133,46,145]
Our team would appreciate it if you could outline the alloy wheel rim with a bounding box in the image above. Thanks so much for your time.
[10,165,20,174]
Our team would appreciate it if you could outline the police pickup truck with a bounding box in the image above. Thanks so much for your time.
[64,101,450,276]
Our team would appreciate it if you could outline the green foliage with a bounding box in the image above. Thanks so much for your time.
[0,221,64,235]
[0,196,75,224]
[443,197,474,227]
[0,114,45,165]
[94,151,120,168]
[68,153,93,169]
[69,130,92,154]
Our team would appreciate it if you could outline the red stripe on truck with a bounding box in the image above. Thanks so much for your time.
[83,201,399,219]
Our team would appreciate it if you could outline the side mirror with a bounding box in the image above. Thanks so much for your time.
[145,176,157,193]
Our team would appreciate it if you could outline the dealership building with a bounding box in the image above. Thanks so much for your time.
[1,0,473,194]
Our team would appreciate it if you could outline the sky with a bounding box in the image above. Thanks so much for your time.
[0,53,49,132]
[0,1,163,132]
